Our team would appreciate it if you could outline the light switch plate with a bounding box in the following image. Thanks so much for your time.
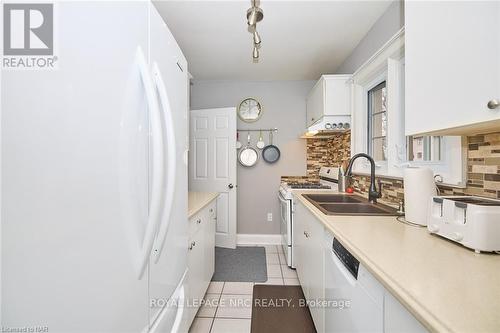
[267,213,272,222]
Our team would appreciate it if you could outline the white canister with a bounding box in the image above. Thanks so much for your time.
[403,167,436,226]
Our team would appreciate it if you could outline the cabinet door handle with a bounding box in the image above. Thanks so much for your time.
[209,208,213,213]
[304,231,309,238]
[487,99,499,110]
[196,219,201,224]
[188,241,196,250]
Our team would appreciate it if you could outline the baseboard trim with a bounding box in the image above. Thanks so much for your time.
[236,234,281,245]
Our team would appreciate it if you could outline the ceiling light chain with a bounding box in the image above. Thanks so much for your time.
[246,0,263,62]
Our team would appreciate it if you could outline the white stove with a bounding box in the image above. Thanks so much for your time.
[278,167,339,267]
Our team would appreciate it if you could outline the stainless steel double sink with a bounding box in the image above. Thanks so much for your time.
[302,193,400,216]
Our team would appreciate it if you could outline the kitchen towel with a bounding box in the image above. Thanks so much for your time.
[404,167,436,226]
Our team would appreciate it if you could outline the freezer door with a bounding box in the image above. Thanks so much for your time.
[148,4,189,331]
[1,2,151,332]
[149,269,188,333]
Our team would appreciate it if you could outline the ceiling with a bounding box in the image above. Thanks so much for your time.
[154,1,393,81]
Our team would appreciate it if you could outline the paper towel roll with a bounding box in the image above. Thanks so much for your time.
[404,167,436,226]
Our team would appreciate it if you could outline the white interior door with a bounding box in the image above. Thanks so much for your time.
[189,108,237,249]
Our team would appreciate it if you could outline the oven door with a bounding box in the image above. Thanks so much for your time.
[278,192,292,262]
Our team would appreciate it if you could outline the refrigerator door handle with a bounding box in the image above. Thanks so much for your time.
[136,47,165,279]
[151,62,177,263]
[170,271,187,333]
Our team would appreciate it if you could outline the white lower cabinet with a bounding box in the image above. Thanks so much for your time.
[294,200,324,333]
[185,199,217,328]
[307,213,325,333]
[294,197,428,333]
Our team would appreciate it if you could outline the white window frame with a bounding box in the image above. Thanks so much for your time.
[367,81,388,162]
[350,28,466,187]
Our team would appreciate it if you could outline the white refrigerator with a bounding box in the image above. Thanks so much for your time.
[1,2,188,332]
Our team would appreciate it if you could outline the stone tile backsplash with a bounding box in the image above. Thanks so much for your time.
[282,130,500,203]
[350,175,404,206]
[282,131,351,183]
[439,132,500,199]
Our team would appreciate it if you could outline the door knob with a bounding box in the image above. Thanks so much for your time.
[228,183,234,189]
[487,99,499,110]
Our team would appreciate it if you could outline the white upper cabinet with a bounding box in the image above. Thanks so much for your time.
[306,75,351,127]
[405,1,500,135]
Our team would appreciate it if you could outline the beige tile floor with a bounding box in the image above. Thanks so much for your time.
[188,244,299,333]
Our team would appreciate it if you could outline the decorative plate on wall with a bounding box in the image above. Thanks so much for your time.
[237,97,263,122]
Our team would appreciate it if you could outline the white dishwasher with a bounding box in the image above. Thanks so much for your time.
[324,232,384,332]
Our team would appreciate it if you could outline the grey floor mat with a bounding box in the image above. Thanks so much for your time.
[212,246,267,282]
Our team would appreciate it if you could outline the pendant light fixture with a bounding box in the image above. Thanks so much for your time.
[253,46,259,59]
[246,0,263,61]
[253,30,261,45]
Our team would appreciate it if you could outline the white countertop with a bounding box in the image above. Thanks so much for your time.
[293,190,500,333]
[188,192,219,218]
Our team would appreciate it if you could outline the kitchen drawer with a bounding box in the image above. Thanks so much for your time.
[207,201,216,220]
[189,201,217,238]
[189,211,203,237]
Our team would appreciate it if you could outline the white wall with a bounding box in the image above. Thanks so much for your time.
[191,80,314,235]
[335,0,404,74]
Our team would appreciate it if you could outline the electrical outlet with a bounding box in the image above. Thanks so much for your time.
[267,213,273,222]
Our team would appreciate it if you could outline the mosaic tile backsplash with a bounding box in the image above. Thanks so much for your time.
[439,132,500,199]
[281,131,351,183]
[282,130,500,204]
[281,131,404,206]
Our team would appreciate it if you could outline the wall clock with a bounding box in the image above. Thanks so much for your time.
[237,97,263,122]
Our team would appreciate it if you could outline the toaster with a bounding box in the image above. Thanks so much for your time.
[428,196,500,253]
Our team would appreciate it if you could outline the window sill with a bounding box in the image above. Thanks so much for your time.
[352,171,402,181]
[435,182,467,189]
[352,171,467,189]
[408,161,446,167]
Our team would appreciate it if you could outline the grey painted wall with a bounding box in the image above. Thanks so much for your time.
[335,0,404,74]
[191,80,314,235]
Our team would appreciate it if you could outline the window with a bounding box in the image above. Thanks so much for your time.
[407,136,442,162]
[367,82,387,161]
[350,29,465,186]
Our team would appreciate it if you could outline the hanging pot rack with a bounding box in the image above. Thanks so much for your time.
[237,128,278,133]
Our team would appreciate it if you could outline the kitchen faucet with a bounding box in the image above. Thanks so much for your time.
[345,153,382,203]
